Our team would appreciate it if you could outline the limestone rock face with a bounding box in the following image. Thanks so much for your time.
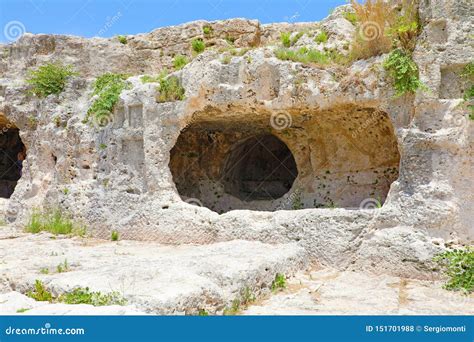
[0,1,472,281]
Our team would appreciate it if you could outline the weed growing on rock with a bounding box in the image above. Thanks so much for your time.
[280,32,291,47]
[202,25,213,36]
[26,62,76,98]
[383,48,425,96]
[157,74,185,103]
[191,38,205,54]
[26,208,86,236]
[434,247,473,294]
[386,0,421,52]
[39,267,49,274]
[27,280,53,302]
[59,287,127,306]
[173,54,188,70]
[87,73,130,126]
[343,11,358,25]
[198,309,209,316]
[111,230,119,241]
[221,55,232,64]
[16,308,30,313]
[56,259,69,273]
[223,287,256,315]
[315,30,329,44]
[271,273,287,292]
[275,47,334,66]
[291,32,304,46]
[117,35,127,44]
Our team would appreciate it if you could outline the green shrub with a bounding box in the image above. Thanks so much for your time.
[87,73,130,126]
[202,25,213,36]
[315,31,329,44]
[111,230,119,241]
[173,54,188,70]
[191,38,205,54]
[16,308,30,313]
[26,63,76,98]
[117,35,127,44]
[198,309,209,316]
[157,75,185,103]
[280,32,291,47]
[343,11,358,25]
[27,280,53,302]
[434,247,473,294]
[59,287,127,306]
[275,47,334,66]
[25,208,86,236]
[271,273,287,292]
[383,49,425,96]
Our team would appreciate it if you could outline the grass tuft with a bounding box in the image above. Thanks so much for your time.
[156,73,185,103]
[173,54,188,70]
[271,273,287,292]
[191,38,205,54]
[315,31,329,44]
[25,208,86,236]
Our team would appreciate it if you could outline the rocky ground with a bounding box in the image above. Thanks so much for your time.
[0,233,471,316]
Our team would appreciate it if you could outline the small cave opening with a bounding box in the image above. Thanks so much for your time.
[222,134,297,201]
[0,115,26,199]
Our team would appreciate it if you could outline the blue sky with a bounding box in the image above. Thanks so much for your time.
[0,0,346,43]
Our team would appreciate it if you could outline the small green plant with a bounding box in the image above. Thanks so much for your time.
[280,32,291,47]
[53,116,61,127]
[173,54,188,70]
[111,230,119,241]
[56,259,69,273]
[87,73,130,126]
[25,208,86,236]
[386,0,420,52]
[202,25,213,36]
[271,273,287,292]
[383,49,426,96]
[223,287,256,315]
[343,11,358,25]
[59,287,127,306]
[292,193,303,210]
[26,62,76,98]
[315,30,328,44]
[39,267,49,274]
[224,36,235,46]
[99,143,107,150]
[117,35,127,44]
[62,187,69,195]
[434,247,473,294]
[157,75,185,103]
[275,47,336,66]
[198,309,209,316]
[223,299,241,315]
[221,55,232,64]
[27,280,53,302]
[191,38,205,54]
[16,308,30,313]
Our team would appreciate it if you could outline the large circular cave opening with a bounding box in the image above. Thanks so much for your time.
[0,115,26,199]
[169,106,400,213]
[222,134,297,201]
